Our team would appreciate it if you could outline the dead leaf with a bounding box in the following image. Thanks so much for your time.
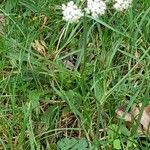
[0,14,4,23]
[116,104,150,133]
[62,52,76,70]
[31,40,47,56]
[140,105,150,131]
[116,108,132,122]
[135,50,140,59]
[0,14,4,35]
[64,60,74,70]
[41,16,48,29]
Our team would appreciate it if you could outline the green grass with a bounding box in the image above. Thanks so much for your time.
[0,0,150,149]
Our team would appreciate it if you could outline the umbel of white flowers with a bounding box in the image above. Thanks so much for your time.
[62,0,132,23]
[85,0,107,18]
[62,1,83,23]
[113,0,132,11]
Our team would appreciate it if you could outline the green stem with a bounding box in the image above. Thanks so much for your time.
[80,15,88,96]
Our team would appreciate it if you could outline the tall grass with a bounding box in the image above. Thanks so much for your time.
[0,0,150,149]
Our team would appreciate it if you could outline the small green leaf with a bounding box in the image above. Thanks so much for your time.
[107,124,119,139]
[127,140,133,148]
[127,137,133,148]
[57,138,89,150]
[113,139,121,150]
[27,89,44,117]
[120,125,130,136]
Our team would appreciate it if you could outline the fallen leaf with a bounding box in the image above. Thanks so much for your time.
[135,50,140,59]
[41,16,48,29]
[116,104,150,133]
[131,104,140,119]
[115,108,132,122]
[62,52,76,70]
[0,14,4,35]
[140,105,150,131]
[64,60,74,70]
[0,14,4,23]
[31,40,47,56]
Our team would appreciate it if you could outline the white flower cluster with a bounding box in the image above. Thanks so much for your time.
[86,0,107,18]
[62,1,83,23]
[113,0,132,11]
[61,0,133,23]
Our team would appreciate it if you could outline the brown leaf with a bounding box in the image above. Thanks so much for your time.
[116,108,132,122]
[116,104,150,133]
[0,14,4,35]
[0,14,4,23]
[141,105,150,131]
[31,40,47,56]
[135,50,140,59]
[131,104,140,119]
[64,60,74,70]
[41,16,48,29]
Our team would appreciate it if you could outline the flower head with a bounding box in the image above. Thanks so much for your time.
[85,0,107,18]
[113,0,132,11]
[62,1,83,23]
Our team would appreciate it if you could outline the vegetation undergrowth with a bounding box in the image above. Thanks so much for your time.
[0,0,150,149]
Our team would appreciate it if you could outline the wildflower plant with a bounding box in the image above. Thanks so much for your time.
[61,0,133,23]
